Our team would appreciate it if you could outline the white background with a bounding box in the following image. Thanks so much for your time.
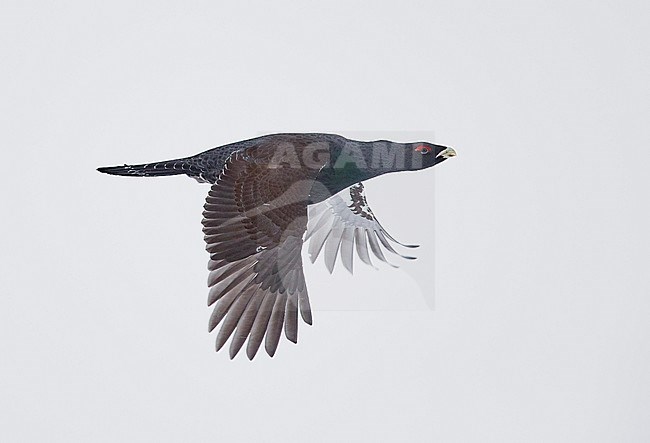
[1,1,649,441]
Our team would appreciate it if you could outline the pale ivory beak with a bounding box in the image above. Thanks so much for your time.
[436,147,457,159]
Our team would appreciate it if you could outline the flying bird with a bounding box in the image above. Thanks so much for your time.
[98,133,456,359]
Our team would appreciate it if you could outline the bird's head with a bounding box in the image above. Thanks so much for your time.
[407,142,457,170]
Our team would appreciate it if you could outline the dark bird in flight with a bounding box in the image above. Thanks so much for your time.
[98,133,456,359]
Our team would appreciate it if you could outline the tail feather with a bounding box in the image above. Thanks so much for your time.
[97,158,198,178]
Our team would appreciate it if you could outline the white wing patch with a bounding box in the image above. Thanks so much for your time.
[305,183,418,273]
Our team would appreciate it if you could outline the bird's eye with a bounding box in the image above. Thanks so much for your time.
[415,145,432,154]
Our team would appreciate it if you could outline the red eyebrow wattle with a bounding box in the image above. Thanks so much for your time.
[415,145,431,153]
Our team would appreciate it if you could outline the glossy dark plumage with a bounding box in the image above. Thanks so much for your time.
[98,133,456,359]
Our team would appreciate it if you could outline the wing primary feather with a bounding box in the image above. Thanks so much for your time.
[246,292,276,360]
[354,228,375,268]
[284,291,299,343]
[339,227,355,274]
[298,290,312,325]
[375,230,417,260]
[284,269,299,294]
[375,220,419,248]
[208,274,255,331]
[208,271,254,306]
[367,231,398,268]
[323,223,345,274]
[265,293,288,357]
[208,290,239,332]
[307,222,332,264]
[229,290,266,359]
[215,284,257,352]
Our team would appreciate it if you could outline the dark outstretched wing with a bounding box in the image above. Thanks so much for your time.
[305,182,418,273]
[202,141,327,359]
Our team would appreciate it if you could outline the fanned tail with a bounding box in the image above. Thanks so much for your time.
[97,158,199,177]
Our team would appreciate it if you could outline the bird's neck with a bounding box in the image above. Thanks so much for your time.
[310,141,410,201]
[331,140,410,178]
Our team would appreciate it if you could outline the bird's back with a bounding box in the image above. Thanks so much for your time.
[178,133,348,183]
